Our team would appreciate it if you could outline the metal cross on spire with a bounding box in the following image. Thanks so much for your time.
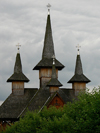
[76,44,81,55]
[47,3,51,15]
[16,43,21,53]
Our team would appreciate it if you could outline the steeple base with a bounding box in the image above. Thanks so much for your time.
[72,82,86,96]
[49,87,59,95]
[40,77,51,88]
[12,82,24,95]
[39,68,58,88]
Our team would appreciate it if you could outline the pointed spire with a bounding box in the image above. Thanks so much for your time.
[75,44,82,75]
[33,7,64,70]
[42,5,55,59]
[14,43,22,73]
[14,53,22,73]
[75,54,83,75]
[68,46,90,83]
[47,57,62,87]
[7,48,29,82]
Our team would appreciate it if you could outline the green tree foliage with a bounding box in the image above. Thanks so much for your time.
[3,87,100,133]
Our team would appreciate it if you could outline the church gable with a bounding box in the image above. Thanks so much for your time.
[47,93,65,109]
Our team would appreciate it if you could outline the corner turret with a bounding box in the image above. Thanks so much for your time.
[7,44,29,95]
[68,44,90,95]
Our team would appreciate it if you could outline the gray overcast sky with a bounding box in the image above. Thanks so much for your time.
[0,0,100,102]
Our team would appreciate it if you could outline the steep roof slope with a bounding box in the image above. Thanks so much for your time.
[47,59,62,87]
[0,89,37,120]
[68,54,90,83]
[7,53,29,82]
[33,13,64,70]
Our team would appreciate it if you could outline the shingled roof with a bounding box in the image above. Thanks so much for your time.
[45,88,76,107]
[47,59,62,87]
[7,53,29,82]
[0,86,78,120]
[33,13,64,70]
[68,54,90,83]
[0,89,37,120]
[19,87,77,117]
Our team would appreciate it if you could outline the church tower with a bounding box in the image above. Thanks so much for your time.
[47,56,62,95]
[7,44,29,95]
[33,4,64,88]
[68,44,90,96]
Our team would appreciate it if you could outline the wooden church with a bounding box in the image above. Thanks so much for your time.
[0,5,90,128]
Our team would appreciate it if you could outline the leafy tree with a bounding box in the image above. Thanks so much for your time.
[2,87,100,133]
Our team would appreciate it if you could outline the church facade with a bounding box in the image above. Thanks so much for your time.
[0,7,90,128]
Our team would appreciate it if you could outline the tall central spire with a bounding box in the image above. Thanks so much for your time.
[42,4,55,59]
[33,5,64,87]
[33,5,64,70]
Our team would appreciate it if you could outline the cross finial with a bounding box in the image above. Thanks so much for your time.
[52,55,55,65]
[76,44,81,55]
[47,3,51,15]
[16,43,21,53]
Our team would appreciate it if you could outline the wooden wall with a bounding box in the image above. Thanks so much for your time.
[39,68,58,87]
[72,82,86,96]
[12,82,24,95]
[49,87,59,94]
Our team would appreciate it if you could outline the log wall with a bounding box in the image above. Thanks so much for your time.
[12,82,24,95]
[39,68,58,87]
[72,82,86,96]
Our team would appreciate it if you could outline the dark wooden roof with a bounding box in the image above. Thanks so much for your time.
[7,53,29,82]
[61,88,78,102]
[33,14,64,70]
[45,89,75,106]
[68,74,90,83]
[0,87,78,120]
[20,87,51,115]
[75,54,83,75]
[0,89,37,120]
[42,14,55,59]
[21,88,77,115]
[33,58,64,70]
[47,78,62,87]
[68,54,90,83]
[47,64,62,87]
